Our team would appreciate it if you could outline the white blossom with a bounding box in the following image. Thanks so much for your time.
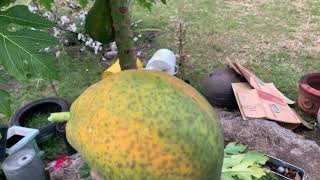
[85,38,93,47]
[78,33,86,42]
[79,11,87,22]
[68,1,80,9]
[53,27,61,37]
[44,47,50,52]
[28,4,38,13]
[93,41,102,54]
[60,16,69,25]
[133,37,138,42]
[43,11,54,21]
[68,23,77,32]
[55,51,61,58]
[110,42,117,51]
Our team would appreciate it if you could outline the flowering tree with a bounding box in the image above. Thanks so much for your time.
[0,0,167,115]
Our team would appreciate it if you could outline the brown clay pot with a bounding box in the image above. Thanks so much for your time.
[202,67,246,109]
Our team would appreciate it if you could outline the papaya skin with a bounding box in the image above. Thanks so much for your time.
[66,70,224,180]
[85,0,115,44]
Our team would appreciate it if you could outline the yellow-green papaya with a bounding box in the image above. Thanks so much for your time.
[85,0,115,44]
[65,70,224,179]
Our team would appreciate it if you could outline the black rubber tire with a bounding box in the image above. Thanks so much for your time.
[0,125,8,163]
[56,123,77,155]
[10,97,70,142]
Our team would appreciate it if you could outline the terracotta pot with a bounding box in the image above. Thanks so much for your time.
[298,73,320,116]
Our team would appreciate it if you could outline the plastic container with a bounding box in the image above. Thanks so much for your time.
[266,155,305,180]
[6,126,42,157]
[2,148,48,180]
[146,49,178,76]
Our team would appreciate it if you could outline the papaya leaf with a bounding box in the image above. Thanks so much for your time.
[0,5,54,29]
[223,154,245,169]
[0,26,59,81]
[33,0,54,10]
[243,151,269,165]
[222,143,269,180]
[222,161,267,180]
[224,142,247,155]
[0,5,59,81]
[0,90,11,116]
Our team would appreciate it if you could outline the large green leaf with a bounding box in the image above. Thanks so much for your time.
[0,5,54,29]
[0,5,59,81]
[222,143,269,180]
[0,90,11,116]
[222,160,267,180]
[224,142,247,155]
[243,151,269,165]
[0,26,59,81]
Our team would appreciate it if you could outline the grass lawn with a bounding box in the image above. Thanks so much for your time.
[133,0,320,122]
[1,0,320,167]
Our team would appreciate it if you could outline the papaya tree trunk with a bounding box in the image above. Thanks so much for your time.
[109,0,137,70]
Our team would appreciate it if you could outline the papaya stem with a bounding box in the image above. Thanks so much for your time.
[109,0,137,70]
[48,112,71,123]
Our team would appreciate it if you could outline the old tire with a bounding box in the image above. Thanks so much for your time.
[10,97,70,142]
[56,123,77,155]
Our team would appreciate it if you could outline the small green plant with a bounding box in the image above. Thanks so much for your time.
[222,142,270,180]
[38,135,68,164]
[25,113,50,129]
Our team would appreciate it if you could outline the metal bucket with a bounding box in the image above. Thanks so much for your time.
[2,148,48,180]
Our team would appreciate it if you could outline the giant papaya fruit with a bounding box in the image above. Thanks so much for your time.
[51,70,224,180]
[85,0,115,44]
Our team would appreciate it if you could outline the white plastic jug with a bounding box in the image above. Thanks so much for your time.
[146,49,178,76]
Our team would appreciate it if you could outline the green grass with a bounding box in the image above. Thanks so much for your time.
[38,135,69,164]
[25,113,50,129]
[133,0,320,122]
[0,51,103,173]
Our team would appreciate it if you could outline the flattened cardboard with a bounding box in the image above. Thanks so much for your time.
[229,60,312,128]
[232,83,301,124]
[228,60,295,104]
[232,83,312,129]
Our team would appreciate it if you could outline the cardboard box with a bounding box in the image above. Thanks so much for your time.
[228,60,312,129]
